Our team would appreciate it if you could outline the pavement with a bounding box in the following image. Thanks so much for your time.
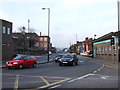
[78,55,120,69]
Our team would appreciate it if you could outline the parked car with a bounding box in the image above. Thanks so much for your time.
[6,55,37,69]
[59,54,78,66]
[54,54,64,63]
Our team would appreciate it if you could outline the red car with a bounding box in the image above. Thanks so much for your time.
[6,55,37,69]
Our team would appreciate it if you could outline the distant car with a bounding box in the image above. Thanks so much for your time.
[54,54,64,63]
[59,54,78,66]
[6,55,37,69]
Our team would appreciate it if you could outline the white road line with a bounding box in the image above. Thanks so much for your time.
[93,71,97,73]
[98,69,101,71]
[49,85,61,89]
[79,60,83,62]
[69,73,94,83]
[101,76,107,79]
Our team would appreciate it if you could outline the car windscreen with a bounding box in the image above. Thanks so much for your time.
[58,55,63,58]
[14,56,24,60]
[62,55,72,58]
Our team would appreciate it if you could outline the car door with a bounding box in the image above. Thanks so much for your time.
[24,56,31,67]
[29,56,35,66]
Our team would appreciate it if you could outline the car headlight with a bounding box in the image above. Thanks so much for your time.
[6,62,8,64]
[13,62,18,64]
[59,59,62,61]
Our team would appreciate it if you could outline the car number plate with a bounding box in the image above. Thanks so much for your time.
[63,62,67,63]
[8,64,12,66]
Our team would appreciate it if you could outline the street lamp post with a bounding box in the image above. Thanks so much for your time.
[42,8,50,61]
[117,0,120,31]
[28,19,30,54]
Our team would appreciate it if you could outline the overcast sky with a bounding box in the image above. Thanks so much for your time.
[0,0,118,48]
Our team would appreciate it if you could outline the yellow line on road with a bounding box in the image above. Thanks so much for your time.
[14,75,19,90]
[36,78,71,89]
[39,76,50,85]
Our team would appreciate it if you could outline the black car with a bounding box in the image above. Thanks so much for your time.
[59,54,78,66]
[54,54,64,63]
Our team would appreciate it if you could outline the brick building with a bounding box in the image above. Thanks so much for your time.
[0,19,13,61]
[35,35,51,51]
[93,31,120,62]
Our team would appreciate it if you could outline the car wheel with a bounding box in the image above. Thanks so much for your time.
[33,63,37,68]
[19,64,23,69]
[59,63,62,66]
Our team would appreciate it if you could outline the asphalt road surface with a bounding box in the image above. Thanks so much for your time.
[2,54,119,89]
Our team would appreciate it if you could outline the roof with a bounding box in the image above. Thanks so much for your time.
[93,31,120,43]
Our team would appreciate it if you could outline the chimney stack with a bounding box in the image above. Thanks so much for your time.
[40,32,41,36]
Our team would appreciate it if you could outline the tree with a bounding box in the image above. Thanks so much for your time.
[18,26,28,50]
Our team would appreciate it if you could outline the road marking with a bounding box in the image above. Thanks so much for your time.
[39,76,50,85]
[49,85,61,89]
[79,60,83,62]
[69,73,95,82]
[2,73,71,89]
[14,75,19,90]
[93,71,97,73]
[36,78,71,89]
[98,69,101,71]
[101,76,109,79]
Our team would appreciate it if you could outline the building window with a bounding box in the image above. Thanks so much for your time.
[35,43,38,47]
[44,43,47,47]
[101,47,104,55]
[7,28,10,34]
[40,42,43,47]
[109,46,111,54]
[98,48,101,55]
[44,37,47,41]
[2,26,6,34]
[40,37,43,41]
[105,47,108,55]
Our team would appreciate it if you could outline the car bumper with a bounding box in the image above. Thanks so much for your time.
[6,64,19,68]
[59,61,72,65]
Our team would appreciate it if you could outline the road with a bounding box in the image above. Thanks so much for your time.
[2,53,118,89]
